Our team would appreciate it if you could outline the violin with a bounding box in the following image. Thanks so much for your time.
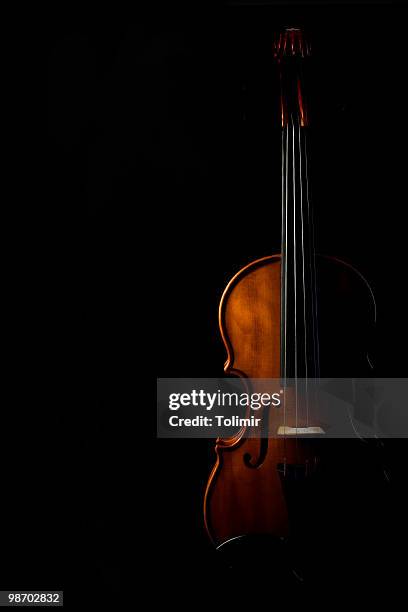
[203,28,377,564]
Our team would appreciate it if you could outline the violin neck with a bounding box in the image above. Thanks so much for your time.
[280,124,319,380]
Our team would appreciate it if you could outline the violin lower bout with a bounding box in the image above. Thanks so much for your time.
[204,253,375,547]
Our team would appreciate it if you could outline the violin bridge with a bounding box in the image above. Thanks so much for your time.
[277,426,325,436]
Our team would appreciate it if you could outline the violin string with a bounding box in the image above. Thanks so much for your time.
[304,124,320,454]
[305,132,320,378]
[303,132,311,374]
[298,122,309,427]
[284,123,289,447]
[281,125,285,450]
[304,132,316,378]
[292,121,298,436]
[282,126,285,384]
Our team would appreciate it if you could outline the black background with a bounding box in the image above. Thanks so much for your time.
[5,0,406,606]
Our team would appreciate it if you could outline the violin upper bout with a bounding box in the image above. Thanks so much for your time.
[219,254,282,380]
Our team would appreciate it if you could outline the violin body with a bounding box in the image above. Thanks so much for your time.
[204,253,375,547]
[204,29,378,562]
